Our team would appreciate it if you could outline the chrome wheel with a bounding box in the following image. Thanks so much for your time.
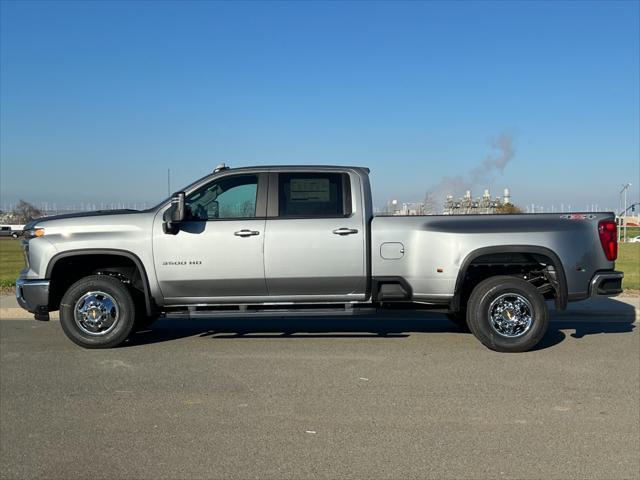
[74,291,119,336]
[488,293,533,338]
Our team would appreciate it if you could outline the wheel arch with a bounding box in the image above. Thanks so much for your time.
[452,245,568,311]
[46,249,154,316]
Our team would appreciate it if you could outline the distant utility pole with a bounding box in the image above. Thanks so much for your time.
[619,183,632,242]
[167,169,171,196]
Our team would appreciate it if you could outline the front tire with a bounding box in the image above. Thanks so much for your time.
[466,275,548,352]
[59,275,136,348]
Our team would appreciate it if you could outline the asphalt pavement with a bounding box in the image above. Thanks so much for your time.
[1,296,639,479]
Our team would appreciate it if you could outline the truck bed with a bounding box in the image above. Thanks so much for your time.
[370,212,615,304]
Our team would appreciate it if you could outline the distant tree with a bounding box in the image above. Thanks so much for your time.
[495,203,523,214]
[12,200,43,223]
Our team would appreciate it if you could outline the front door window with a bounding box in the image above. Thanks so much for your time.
[186,175,258,220]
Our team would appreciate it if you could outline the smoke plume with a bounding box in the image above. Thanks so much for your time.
[425,133,515,210]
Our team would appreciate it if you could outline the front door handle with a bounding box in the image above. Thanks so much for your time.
[234,229,260,237]
[332,228,358,235]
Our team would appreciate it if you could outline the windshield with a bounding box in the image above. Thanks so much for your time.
[148,172,215,211]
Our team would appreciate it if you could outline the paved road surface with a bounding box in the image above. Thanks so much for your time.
[1,298,638,479]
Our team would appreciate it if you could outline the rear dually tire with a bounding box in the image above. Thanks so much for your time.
[466,275,549,352]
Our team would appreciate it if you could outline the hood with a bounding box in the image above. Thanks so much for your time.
[24,209,143,229]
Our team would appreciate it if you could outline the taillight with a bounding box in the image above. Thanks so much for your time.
[598,220,618,261]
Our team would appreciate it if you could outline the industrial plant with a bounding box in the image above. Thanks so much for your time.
[384,187,514,215]
[443,187,512,215]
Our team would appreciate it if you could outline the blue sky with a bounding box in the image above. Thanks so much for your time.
[1,0,638,212]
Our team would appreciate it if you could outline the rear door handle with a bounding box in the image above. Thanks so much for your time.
[234,229,260,237]
[332,228,358,235]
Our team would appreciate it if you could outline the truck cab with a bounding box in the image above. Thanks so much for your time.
[153,166,370,304]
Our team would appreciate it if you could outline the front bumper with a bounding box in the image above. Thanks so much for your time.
[590,271,624,297]
[15,278,50,314]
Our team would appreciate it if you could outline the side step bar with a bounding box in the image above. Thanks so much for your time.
[165,304,378,319]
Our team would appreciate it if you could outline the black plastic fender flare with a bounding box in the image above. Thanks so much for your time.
[452,245,568,311]
[46,249,154,316]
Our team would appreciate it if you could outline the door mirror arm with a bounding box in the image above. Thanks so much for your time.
[163,191,186,235]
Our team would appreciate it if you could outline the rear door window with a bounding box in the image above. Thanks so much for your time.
[277,173,351,217]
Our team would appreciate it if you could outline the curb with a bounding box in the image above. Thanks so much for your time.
[551,310,639,318]
[0,308,59,320]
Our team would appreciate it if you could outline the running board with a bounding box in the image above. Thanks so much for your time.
[165,304,378,319]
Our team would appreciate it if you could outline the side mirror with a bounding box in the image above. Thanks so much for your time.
[163,191,186,234]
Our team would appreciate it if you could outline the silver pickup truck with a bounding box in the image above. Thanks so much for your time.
[16,165,623,352]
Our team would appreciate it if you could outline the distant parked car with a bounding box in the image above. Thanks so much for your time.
[629,236,640,243]
[0,225,24,238]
